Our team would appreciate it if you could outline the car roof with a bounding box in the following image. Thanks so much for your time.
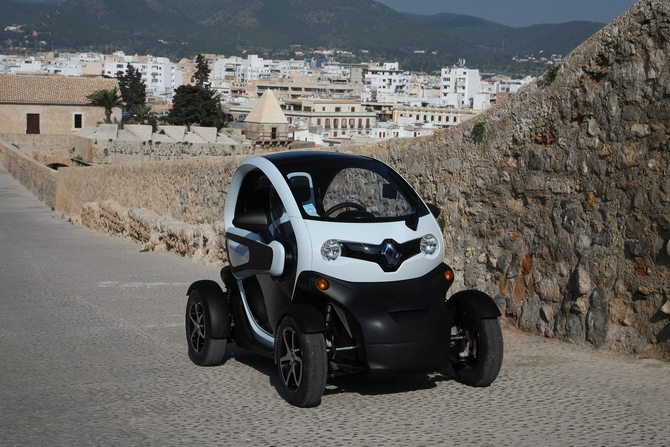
[261,151,377,169]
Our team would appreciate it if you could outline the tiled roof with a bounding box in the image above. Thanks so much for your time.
[0,74,119,105]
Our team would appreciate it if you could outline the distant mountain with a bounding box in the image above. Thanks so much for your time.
[0,0,53,25]
[0,0,530,72]
[0,0,602,75]
[404,12,605,61]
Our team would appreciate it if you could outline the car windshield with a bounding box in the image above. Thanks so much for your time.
[268,153,428,223]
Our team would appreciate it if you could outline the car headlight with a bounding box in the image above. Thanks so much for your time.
[321,239,341,262]
[420,234,438,256]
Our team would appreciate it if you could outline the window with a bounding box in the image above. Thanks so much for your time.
[317,118,321,125]
[74,114,82,129]
[335,107,341,112]
[351,107,355,112]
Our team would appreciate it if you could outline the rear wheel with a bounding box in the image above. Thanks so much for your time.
[186,289,228,366]
[451,318,503,387]
[276,316,327,407]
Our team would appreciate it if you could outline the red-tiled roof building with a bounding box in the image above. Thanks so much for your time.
[0,74,121,134]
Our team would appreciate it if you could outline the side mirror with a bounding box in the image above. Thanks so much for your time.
[232,210,268,232]
[426,203,441,219]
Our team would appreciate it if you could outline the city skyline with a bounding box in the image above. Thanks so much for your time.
[377,0,639,27]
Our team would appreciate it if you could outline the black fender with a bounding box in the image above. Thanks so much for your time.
[219,266,238,294]
[278,303,327,334]
[447,290,501,334]
[187,280,231,339]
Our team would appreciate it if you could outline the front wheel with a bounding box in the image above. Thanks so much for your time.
[276,316,327,407]
[451,318,503,387]
[186,289,228,366]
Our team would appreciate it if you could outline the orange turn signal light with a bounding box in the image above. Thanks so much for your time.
[444,269,454,281]
[316,278,330,291]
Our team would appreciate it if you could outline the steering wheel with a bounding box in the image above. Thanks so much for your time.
[323,202,366,217]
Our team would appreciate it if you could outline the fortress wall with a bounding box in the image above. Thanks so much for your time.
[54,156,245,223]
[0,139,58,209]
[0,134,93,166]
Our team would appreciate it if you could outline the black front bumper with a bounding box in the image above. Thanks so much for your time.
[295,263,453,377]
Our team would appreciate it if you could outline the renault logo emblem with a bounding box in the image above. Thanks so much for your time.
[381,241,400,267]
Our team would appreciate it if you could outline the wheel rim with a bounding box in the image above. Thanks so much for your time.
[279,326,303,392]
[188,300,206,353]
[452,325,479,370]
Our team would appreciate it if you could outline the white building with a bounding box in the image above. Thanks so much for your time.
[440,67,481,108]
[9,58,45,74]
[102,53,182,102]
[497,75,533,94]
[237,55,271,83]
[364,62,410,101]
[46,60,85,76]
[212,56,244,80]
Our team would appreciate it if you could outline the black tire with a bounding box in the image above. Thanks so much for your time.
[275,316,327,407]
[452,318,503,387]
[185,289,227,366]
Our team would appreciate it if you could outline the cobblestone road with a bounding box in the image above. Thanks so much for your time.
[1,164,669,446]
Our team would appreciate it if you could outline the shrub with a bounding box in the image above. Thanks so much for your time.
[473,121,486,141]
[546,64,560,83]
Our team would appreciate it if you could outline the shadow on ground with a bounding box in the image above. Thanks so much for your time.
[227,342,457,401]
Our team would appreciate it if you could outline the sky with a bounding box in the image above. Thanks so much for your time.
[376,0,639,27]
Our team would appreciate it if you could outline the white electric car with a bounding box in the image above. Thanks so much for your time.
[186,151,503,407]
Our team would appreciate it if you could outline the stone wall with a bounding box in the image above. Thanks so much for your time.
[353,0,670,358]
[53,157,245,222]
[0,139,58,208]
[91,140,254,164]
[1,134,93,166]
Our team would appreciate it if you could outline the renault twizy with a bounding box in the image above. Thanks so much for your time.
[186,151,503,407]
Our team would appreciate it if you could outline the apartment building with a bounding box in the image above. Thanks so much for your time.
[392,104,480,127]
[102,53,182,102]
[440,67,481,108]
[249,76,359,101]
[364,62,410,100]
[284,99,377,139]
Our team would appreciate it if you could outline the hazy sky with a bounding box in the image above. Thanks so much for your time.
[376,0,639,27]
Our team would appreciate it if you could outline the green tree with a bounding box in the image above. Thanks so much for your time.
[116,65,146,112]
[87,87,123,124]
[214,108,229,131]
[169,84,221,128]
[193,53,211,87]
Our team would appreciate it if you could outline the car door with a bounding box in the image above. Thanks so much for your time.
[225,170,286,280]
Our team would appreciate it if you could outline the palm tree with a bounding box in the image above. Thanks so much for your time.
[130,104,153,124]
[87,87,123,124]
